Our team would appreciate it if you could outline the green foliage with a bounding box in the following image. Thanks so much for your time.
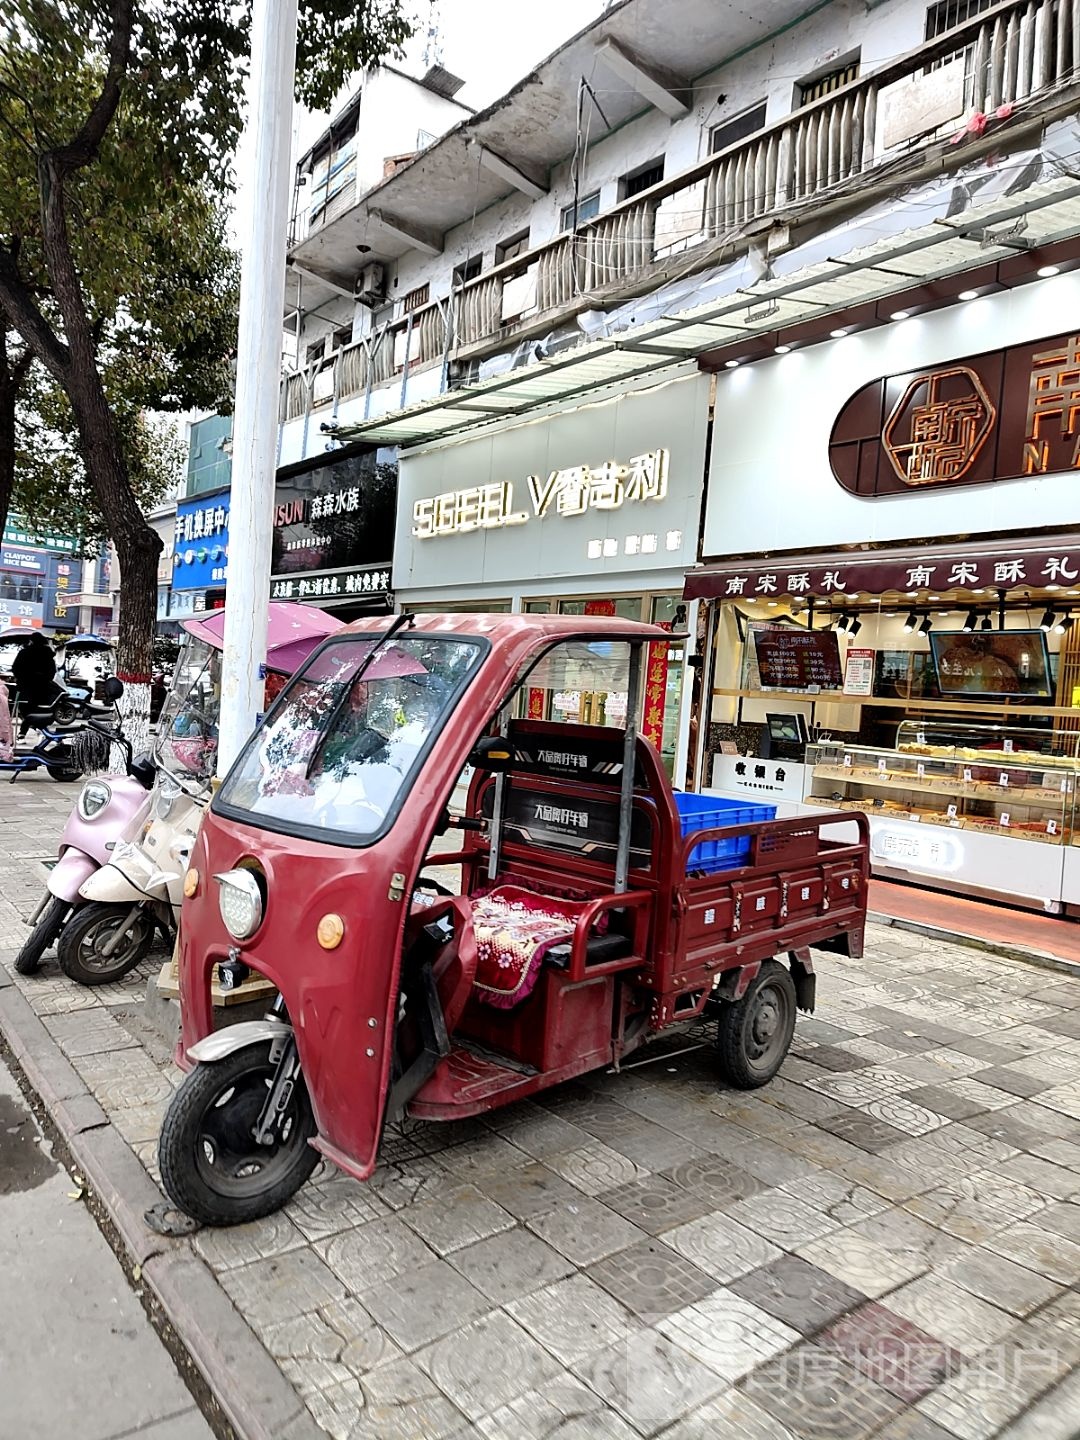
[13,354,182,546]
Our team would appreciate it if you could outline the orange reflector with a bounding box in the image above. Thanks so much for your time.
[183,868,199,898]
[317,913,345,950]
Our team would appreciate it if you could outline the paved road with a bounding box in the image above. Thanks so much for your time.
[0,1048,214,1440]
[2,771,1079,1439]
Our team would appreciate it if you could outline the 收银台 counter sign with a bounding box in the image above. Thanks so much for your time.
[829,332,1080,497]
[412,449,669,538]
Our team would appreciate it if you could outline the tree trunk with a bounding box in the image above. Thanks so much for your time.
[0,324,30,545]
[38,153,160,754]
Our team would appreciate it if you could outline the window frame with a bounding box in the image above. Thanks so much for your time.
[619,157,665,201]
[709,101,768,156]
[797,56,861,108]
[560,190,601,232]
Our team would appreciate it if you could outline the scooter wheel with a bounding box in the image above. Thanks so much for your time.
[715,958,797,1090]
[56,901,157,985]
[14,896,70,975]
[48,765,83,783]
[159,1043,319,1227]
[53,699,77,727]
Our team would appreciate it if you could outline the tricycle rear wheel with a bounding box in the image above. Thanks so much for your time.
[159,1042,319,1226]
[716,959,796,1089]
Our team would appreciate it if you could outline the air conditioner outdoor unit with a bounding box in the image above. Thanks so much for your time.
[355,262,386,306]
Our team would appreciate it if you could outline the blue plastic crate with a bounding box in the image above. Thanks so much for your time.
[673,792,776,873]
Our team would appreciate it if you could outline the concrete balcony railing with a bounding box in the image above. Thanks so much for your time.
[280,0,1079,424]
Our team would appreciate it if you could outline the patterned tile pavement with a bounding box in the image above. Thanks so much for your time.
[1,776,1079,1438]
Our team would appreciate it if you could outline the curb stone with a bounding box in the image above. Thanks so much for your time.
[868,910,1080,979]
[0,982,324,1440]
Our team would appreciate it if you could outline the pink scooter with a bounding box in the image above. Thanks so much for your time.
[15,679,157,974]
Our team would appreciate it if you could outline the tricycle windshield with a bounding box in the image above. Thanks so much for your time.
[156,634,221,784]
[216,632,483,842]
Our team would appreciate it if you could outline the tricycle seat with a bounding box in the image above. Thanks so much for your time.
[545,932,631,968]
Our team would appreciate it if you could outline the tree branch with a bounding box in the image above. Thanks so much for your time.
[49,0,135,177]
[0,248,69,382]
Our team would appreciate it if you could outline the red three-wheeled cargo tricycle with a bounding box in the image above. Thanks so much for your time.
[159,615,868,1225]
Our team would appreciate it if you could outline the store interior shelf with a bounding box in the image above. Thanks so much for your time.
[812,765,1073,807]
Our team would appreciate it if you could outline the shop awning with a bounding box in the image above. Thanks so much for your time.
[684,534,1080,601]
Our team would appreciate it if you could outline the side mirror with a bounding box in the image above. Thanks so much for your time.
[102,676,124,702]
[468,734,513,772]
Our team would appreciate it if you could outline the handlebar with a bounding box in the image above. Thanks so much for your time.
[447,815,487,833]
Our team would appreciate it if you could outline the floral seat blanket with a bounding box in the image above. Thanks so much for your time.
[470,884,593,1010]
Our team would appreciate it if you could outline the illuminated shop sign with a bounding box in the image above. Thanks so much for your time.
[830,332,1080,496]
[412,449,669,539]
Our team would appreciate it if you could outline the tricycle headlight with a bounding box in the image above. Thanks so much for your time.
[156,777,181,820]
[214,869,264,940]
[78,781,111,821]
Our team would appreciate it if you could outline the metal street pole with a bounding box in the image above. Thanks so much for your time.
[217,0,299,775]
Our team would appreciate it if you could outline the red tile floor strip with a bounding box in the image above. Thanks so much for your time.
[868,877,1080,967]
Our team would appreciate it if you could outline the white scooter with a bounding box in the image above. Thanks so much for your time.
[55,602,342,985]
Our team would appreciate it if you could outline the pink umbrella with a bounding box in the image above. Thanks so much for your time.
[182,601,343,675]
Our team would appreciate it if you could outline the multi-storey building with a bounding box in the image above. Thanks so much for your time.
[277,0,1080,913]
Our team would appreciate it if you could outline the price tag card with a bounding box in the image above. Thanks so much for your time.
[916,730,927,746]
[946,803,958,819]
[916,762,926,779]
[1003,738,1013,754]
[963,767,973,783]
[1061,777,1069,794]
[878,757,888,773]
[1047,818,1058,835]
[998,772,1010,788]
[843,753,853,768]
[1000,812,1011,827]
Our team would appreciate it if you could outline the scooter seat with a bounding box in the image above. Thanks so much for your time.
[544,932,632,969]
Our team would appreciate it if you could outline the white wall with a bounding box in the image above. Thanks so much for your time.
[356,70,471,194]
[282,0,940,462]
[704,273,1080,557]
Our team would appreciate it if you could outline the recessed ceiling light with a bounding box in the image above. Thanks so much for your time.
[724,359,739,369]
[959,289,979,301]
[1045,584,1061,591]
[830,328,848,338]
[1037,264,1060,278]
[890,309,911,321]
[775,344,792,354]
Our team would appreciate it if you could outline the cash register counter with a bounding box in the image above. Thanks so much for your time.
[706,753,809,817]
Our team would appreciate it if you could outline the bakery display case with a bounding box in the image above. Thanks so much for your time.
[804,721,1080,910]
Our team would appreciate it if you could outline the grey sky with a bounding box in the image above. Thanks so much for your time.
[405,0,608,106]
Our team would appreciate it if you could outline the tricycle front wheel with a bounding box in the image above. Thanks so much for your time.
[159,1042,319,1227]
[716,959,796,1089]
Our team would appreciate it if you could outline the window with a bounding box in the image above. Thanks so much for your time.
[216,634,486,844]
[710,101,768,155]
[924,0,996,100]
[496,229,530,265]
[305,339,326,367]
[452,254,483,286]
[307,120,357,228]
[560,190,601,231]
[925,0,996,38]
[401,283,430,313]
[619,158,664,201]
[798,58,860,107]
[332,324,353,351]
